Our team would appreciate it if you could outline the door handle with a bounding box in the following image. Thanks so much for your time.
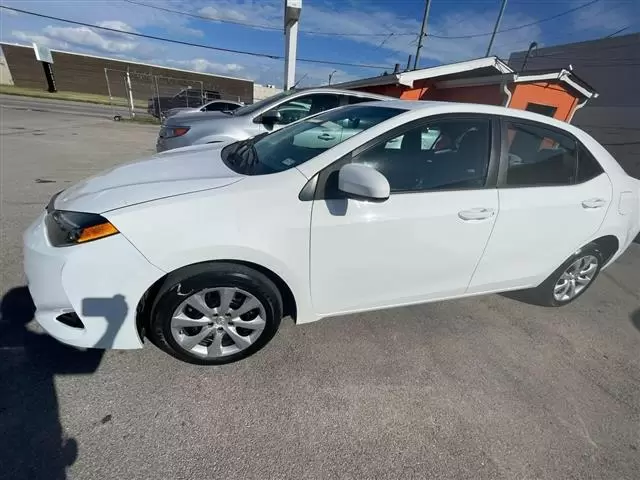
[581,198,606,209]
[458,208,495,221]
[317,133,336,141]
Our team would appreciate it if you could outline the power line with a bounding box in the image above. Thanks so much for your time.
[0,5,389,70]
[604,26,631,38]
[427,0,600,39]
[123,0,602,40]
[122,0,398,37]
[123,0,284,33]
[504,35,640,60]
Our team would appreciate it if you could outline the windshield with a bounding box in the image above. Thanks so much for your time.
[221,104,403,175]
[232,90,296,116]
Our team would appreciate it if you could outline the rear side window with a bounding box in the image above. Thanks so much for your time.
[577,145,604,183]
[505,121,577,186]
[204,103,224,111]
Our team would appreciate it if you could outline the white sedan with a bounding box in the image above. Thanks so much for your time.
[24,100,640,365]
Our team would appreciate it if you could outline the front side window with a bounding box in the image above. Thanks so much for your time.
[233,90,296,117]
[384,126,443,151]
[271,94,340,125]
[349,118,491,192]
[505,121,577,186]
[272,96,313,125]
[221,105,403,175]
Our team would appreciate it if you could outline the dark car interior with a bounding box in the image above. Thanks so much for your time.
[506,123,577,186]
[358,120,491,192]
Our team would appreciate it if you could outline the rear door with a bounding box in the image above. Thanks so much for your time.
[468,118,612,293]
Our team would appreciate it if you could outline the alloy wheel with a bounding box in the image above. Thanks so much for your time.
[170,287,267,358]
[553,255,599,302]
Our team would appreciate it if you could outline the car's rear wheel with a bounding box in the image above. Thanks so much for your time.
[531,243,603,307]
[149,263,282,365]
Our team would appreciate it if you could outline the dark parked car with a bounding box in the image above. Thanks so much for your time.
[148,88,221,118]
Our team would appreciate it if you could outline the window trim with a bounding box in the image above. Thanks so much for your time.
[343,94,377,106]
[496,116,604,189]
[577,143,605,183]
[305,113,501,201]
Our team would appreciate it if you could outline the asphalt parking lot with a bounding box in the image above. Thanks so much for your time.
[1,101,639,480]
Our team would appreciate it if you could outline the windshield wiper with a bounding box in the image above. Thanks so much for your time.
[235,142,259,171]
[225,133,268,173]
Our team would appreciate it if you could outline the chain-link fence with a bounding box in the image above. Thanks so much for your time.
[104,68,233,121]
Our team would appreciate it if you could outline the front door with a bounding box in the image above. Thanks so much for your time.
[309,116,500,315]
[468,119,612,293]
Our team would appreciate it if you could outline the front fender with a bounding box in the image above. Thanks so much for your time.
[140,244,315,325]
[105,170,318,323]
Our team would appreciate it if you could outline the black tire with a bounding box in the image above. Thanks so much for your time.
[149,263,282,365]
[529,243,604,307]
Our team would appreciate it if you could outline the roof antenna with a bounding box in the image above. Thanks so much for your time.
[291,73,308,90]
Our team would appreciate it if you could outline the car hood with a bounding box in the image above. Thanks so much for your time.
[54,143,242,214]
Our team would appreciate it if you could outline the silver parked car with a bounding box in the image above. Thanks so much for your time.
[164,99,243,119]
[156,88,392,152]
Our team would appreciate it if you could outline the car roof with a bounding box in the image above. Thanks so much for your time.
[289,87,392,100]
[205,99,242,104]
[362,99,584,135]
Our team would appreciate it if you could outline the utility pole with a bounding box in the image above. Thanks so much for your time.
[486,0,508,57]
[413,0,432,70]
[284,0,302,90]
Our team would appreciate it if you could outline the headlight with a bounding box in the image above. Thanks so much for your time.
[45,210,119,247]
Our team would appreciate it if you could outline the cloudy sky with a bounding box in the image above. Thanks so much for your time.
[0,0,638,87]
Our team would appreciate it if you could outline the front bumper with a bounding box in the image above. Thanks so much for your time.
[23,213,165,349]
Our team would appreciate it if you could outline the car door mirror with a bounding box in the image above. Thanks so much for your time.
[259,110,282,125]
[338,164,390,201]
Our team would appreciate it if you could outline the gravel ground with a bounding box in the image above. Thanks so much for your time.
[1,104,639,480]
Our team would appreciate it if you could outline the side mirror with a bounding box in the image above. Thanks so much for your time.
[338,164,390,201]
[260,110,282,125]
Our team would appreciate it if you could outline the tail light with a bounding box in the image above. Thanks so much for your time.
[163,126,190,138]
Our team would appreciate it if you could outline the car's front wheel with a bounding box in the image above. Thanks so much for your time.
[149,263,282,365]
[532,243,603,307]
